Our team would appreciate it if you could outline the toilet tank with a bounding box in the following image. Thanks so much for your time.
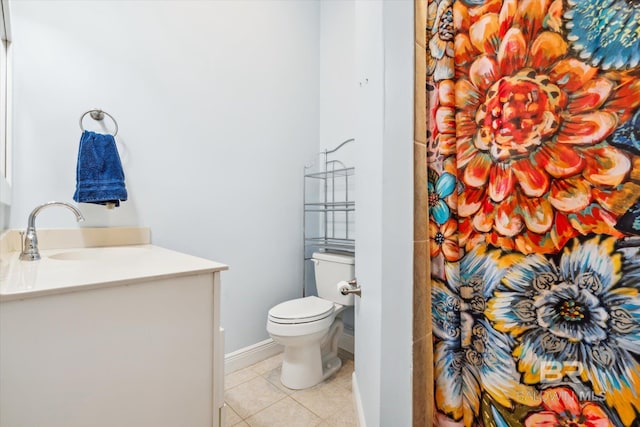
[312,252,355,306]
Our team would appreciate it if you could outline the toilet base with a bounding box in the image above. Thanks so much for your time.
[321,354,343,381]
[280,319,344,390]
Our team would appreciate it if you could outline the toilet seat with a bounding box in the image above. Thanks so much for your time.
[268,296,334,324]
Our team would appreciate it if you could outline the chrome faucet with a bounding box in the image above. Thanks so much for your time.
[19,201,85,261]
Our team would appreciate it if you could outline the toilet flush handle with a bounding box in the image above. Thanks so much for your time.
[340,279,361,297]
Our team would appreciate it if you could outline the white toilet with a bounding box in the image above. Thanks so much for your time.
[267,252,355,390]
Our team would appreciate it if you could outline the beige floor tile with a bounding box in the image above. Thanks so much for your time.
[233,423,250,427]
[224,404,243,427]
[317,398,358,427]
[291,379,353,419]
[263,366,296,395]
[324,359,354,391]
[225,376,287,419]
[244,396,322,427]
[225,366,260,390]
[250,353,283,375]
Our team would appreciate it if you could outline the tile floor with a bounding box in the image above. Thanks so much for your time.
[224,350,357,427]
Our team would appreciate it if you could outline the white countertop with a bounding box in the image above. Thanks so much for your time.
[0,244,228,302]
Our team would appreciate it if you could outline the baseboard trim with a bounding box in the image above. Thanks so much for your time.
[224,338,283,374]
[339,331,354,354]
[352,371,366,427]
[225,333,355,375]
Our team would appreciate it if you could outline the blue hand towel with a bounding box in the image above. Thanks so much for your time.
[73,130,127,207]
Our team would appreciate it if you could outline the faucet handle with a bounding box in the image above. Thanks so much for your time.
[19,201,84,261]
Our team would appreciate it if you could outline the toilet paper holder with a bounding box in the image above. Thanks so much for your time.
[340,279,361,297]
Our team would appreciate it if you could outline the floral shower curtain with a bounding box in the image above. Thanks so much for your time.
[425,1,640,426]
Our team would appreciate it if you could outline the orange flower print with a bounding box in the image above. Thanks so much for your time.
[430,218,460,261]
[436,0,640,254]
[427,0,455,82]
[524,387,612,427]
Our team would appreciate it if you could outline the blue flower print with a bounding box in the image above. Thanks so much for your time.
[432,247,540,426]
[610,108,640,156]
[428,171,455,225]
[487,236,640,426]
[565,0,640,70]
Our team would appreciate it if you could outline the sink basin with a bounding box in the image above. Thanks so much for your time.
[48,246,150,261]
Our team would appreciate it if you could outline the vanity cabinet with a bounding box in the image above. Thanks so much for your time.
[0,243,227,427]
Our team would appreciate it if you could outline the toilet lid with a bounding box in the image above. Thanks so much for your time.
[268,296,335,324]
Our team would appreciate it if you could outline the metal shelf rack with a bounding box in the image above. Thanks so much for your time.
[303,139,355,296]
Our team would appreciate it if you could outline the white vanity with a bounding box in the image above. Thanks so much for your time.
[0,227,228,427]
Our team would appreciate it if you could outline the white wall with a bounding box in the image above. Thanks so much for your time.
[319,0,356,161]
[380,1,414,423]
[354,1,384,422]
[318,0,356,333]
[354,0,413,425]
[10,0,320,353]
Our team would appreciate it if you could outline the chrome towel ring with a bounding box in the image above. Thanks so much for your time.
[79,108,119,136]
